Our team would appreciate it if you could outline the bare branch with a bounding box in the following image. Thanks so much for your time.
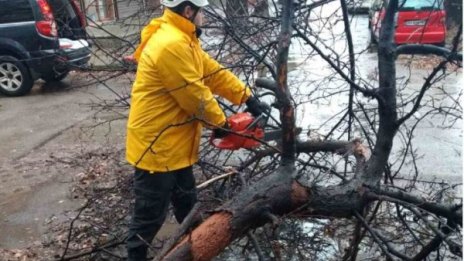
[397,45,462,61]
[354,211,411,260]
[364,187,462,226]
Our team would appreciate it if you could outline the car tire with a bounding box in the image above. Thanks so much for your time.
[42,70,70,82]
[0,56,33,96]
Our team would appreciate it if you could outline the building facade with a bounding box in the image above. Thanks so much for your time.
[78,0,160,22]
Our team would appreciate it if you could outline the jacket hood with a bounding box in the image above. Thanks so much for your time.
[133,8,197,61]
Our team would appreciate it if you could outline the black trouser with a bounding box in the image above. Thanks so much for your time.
[126,166,197,259]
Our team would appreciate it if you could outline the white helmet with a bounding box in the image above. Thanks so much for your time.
[161,0,209,8]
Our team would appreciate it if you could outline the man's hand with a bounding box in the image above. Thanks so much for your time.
[212,122,230,139]
[245,96,270,117]
[123,55,137,64]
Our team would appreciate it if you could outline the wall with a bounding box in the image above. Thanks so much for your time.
[80,0,161,22]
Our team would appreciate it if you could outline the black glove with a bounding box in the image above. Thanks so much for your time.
[246,96,270,117]
[212,122,230,139]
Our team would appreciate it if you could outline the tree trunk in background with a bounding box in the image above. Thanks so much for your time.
[105,0,115,19]
[444,0,462,28]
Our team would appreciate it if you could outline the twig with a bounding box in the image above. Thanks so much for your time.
[405,205,462,255]
[247,231,266,261]
[58,239,125,261]
[60,200,91,260]
[196,170,238,190]
[411,220,460,260]
[354,211,410,260]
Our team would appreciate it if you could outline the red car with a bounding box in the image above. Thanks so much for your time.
[369,0,446,46]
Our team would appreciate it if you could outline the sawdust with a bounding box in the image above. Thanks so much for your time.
[168,212,232,261]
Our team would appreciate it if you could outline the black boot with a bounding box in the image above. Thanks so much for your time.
[127,246,147,261]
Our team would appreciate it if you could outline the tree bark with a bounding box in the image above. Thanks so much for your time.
[159,165,368,260]
[363,0,398,184]
[275,0,296,165]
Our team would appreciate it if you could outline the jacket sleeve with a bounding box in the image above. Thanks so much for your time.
[201,50,251,105]
[155,42,226,127]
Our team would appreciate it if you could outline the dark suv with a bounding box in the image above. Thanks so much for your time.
[0,0,91,96]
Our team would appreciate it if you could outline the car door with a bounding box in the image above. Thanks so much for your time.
[0,0,39,54]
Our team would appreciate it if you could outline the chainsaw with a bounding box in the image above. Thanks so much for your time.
[210,112,282,150]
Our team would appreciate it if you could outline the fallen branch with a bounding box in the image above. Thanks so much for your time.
[396,44,463,61]
[364,186,462,226]
[57,239,125,261]
[60,200,91,260]
[196,170,237,190]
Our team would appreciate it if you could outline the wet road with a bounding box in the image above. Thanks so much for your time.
[0,73,131,248]
[287,10,462,182]
[0,78,93,161]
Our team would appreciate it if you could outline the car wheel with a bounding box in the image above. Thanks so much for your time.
[42,70,70,82]
[0,56,33,96]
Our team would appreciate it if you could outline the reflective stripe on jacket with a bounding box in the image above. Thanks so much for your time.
[126,8,251,172]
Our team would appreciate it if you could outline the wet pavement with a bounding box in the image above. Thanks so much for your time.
[286,8,462,182]
[0,73,131,248]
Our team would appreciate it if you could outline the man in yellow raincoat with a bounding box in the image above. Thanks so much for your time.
[125,0,267,258]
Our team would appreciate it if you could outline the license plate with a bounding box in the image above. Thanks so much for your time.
[404,20,426,26]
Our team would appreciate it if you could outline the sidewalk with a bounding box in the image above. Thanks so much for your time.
[85,22,142,68]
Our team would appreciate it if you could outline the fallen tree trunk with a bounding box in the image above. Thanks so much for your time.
[157,139,461,260]
[159,165,364,261]
[158,140,369,260]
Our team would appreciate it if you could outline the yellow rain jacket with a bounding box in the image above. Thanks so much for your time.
[126,8,251,172]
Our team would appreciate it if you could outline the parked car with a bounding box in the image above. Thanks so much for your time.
[0,0,90,96]
[49,0,87,40]
[369,0,446,46]
[347,0,374,14]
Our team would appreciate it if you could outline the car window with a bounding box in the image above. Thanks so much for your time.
[0,0,35,24]
[399,0,444,10]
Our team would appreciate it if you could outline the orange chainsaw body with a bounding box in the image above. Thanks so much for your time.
[211,112,264,150]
